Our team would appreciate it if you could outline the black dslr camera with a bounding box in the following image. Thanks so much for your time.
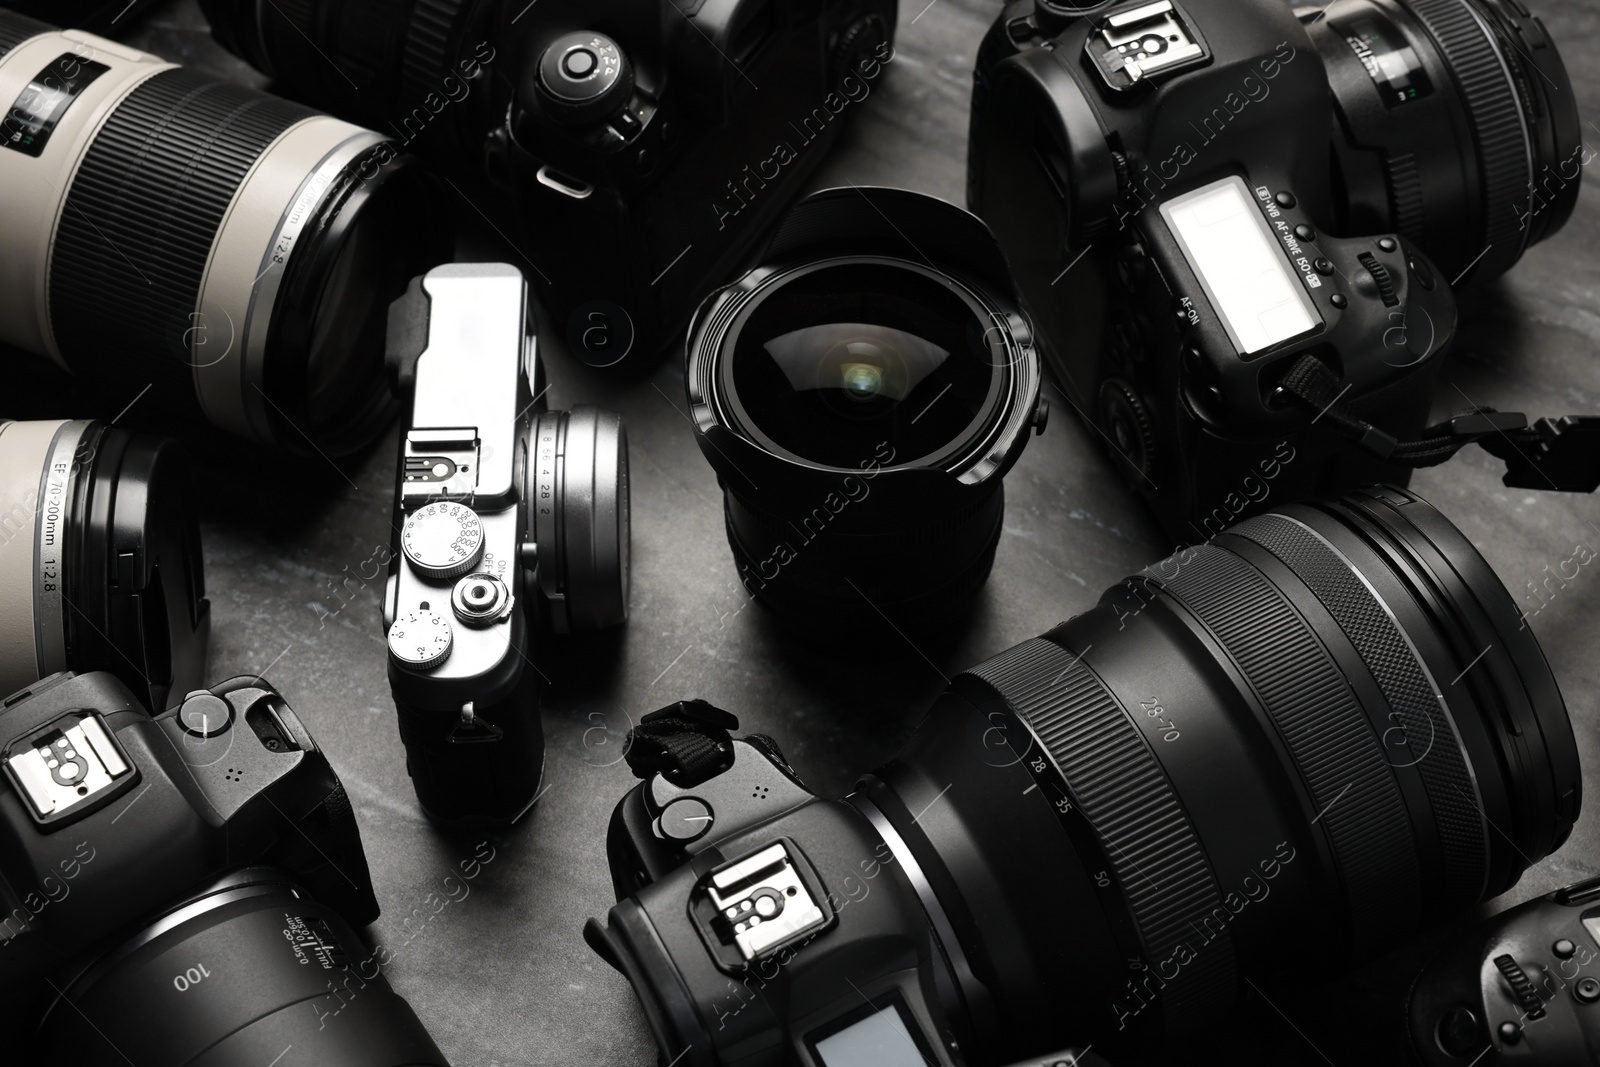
[588,488,1580,1066]
[1410,877,1600,1065]
[383,264,630,825]
[0,670,447,1064]
[201,0,898,363]
[968,0,1592,539]
[586,704,1105,1067]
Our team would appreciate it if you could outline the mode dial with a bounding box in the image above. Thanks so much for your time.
[401,501,484,581]
[535,31,635,126]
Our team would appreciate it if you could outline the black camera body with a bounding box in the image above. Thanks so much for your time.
[1410,878,1600,1065]
[497,0,899,360]
[202,0,898,363]
[968,0,1458,540]
[595,734,968,1067]
[591,716,1103,1067]
[0,671,443,1062]
[383,264,629,826]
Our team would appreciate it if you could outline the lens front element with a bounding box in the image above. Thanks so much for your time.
[726,262,1004,470]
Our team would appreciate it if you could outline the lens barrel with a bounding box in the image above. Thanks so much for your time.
[0,419,208,716]
[200,0,490,147]
[686,187,1044,637]
[528,405,631,634]
[858,486,1577,1056]
[39,869,449,1065]
[0,1,159,30]
[1313,0,1581,285]
[0,17,450,452]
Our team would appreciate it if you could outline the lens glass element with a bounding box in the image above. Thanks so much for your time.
[726,262,1003,468]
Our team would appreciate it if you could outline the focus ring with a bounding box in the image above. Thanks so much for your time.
[968,638,1234,1033]
[1404,0,1531,280]
[1148,545,1423,956]
[0,12,49,58]
[1226,513,1489,903]
[49,69,314,382]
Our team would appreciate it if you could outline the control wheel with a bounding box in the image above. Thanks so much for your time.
[828,13,890,86]
[1098,379,1158,490]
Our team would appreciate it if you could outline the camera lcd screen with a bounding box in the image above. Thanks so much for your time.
[809,1002,927,1067]
[1160,177,1321,356]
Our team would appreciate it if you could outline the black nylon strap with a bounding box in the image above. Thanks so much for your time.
[1277,355,1600,491]
[625,699,739,785]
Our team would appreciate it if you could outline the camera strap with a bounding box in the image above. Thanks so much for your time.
[625,699,740,785]
[1277,354,1600,492]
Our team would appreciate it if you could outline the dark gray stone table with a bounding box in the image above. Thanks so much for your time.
[7,1,1600,1063]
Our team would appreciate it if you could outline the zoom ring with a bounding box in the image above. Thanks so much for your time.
[401,0,475,105]
[1148,545,1424,957]
[1226,513,1489,903]
[1405,0,1532,280]
[49,69,313,382]
[969,638,1235,1034]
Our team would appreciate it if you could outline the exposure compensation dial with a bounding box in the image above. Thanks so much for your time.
[388,610,453,672]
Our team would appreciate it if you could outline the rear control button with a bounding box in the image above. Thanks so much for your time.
[1331,294,1348,309]
[1295,224,1316,242]
[1314,257,1335,276]
[1378,237,1399,253]
[1275,191,1297,209]
[1555,938,1577,960]
[1577,977,1600,1004]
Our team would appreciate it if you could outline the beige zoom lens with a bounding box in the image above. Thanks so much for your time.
[0,16,449,454]
[0,419,90,700]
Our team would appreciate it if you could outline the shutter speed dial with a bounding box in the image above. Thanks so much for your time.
[402,501,484,580]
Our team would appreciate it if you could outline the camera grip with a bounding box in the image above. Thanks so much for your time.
[393,664,544,825]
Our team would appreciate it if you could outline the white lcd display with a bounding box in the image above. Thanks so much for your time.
[812,1005,926,1067]
[1160,176,1321,355]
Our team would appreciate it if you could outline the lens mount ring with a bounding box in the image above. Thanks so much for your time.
[1401,0,1535,282]
[967,638,1236,1034]
[33,420,95,681]
[1146,544,1430,956]
[1222,513,1491,905]
[233,129,391,448]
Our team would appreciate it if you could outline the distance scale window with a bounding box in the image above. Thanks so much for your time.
[4,53,110,157]
[1335,14,1434,109]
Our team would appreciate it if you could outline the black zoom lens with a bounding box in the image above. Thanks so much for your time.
[39,870,448,1066]
[1313,0,1581,286]
[686,188,1044,637]
[853,487,1578,1060]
